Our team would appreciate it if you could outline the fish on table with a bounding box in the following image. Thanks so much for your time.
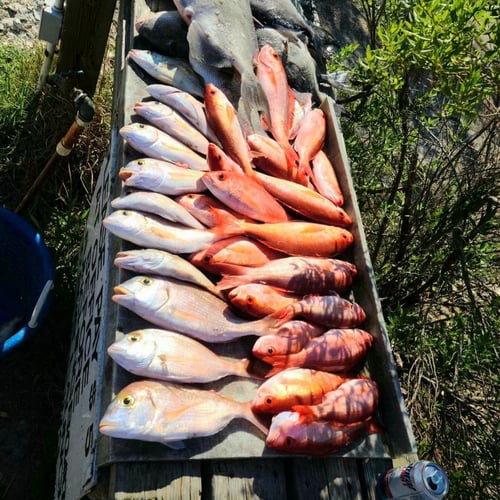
[252,320,326,358]
[99,379,268,448]
[311,149,345,207]
[146,84,220,144]
[228,283,301,318]
[292,378,380,424]
[112,275,277,343]
[247,132,305,185]
[217,256,357,294]
[206,143,243,174]
[255,171,352,227]
[293,107,326,182]
[120,123,208,171]
[111,190,204,229]
[265,411,379,455]
[272,294,367,328]
[176,193,244,228]
[251,367,349,414]
[128,49,205,98]
[203,83,256,176]
[256,27,324,103]
[211,217,354,258]
[173,0,270,130]
[202,170,289,223]
[257,328,374,377]
[119,158,206,196]
[134,100,210,155]
[189,235,285,274]
[114,248,222,298]
[107,328,257,383]
[103,209,219,254]
[255,44,300,173]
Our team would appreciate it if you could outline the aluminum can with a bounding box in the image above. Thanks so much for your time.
[378,460,449,499]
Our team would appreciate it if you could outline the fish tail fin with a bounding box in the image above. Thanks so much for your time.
[210,208,245,238]
[298,159,316,185]
[240,72,270,133]
[242,401,269,435]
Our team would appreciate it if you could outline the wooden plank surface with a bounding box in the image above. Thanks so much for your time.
[206,459,287,499]
[101,457,394,499]
[109,461,203,500]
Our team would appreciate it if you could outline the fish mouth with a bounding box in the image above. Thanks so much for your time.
[114,251,136,265]
[98,420,120,431]
[118,169,134,181]
[107,343,127,357]
[113,285,131,298]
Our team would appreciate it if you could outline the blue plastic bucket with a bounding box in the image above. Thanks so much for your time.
[0,207,54,358]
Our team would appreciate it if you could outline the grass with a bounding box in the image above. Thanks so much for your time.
[0,41,113,499]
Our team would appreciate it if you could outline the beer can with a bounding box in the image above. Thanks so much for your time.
[377,460,449,499]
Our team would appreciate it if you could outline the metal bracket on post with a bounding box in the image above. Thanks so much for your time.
[38,4,64,44]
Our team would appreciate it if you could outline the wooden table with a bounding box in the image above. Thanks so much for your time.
[71,2,418,498]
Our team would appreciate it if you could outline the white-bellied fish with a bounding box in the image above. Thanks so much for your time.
[120,123,207,171]
[103,210,219,254]
[114,248,222,298]
[112,275,277,343]
[146,84,219,143]
[99,379,268,448]
[111,191,204,229]
[107,329,256,383]
[128,49,205,97]
[134,101,209,155]
[119,158,206,196]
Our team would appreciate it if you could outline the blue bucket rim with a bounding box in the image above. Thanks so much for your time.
[0,207,55,357]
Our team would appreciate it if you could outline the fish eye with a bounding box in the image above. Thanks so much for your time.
[141,277,153,286]
[122,395,135,406]
[138,123,145,128]
[267,347,274,355]
[137,160,144,165]
[246,297,254,304]
[265,397,273,405]
[128,334,140,342]
[217,172,225,181]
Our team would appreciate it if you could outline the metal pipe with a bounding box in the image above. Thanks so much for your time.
[15,90,95,213]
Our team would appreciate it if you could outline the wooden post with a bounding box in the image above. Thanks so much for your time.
[56,0,117,97]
